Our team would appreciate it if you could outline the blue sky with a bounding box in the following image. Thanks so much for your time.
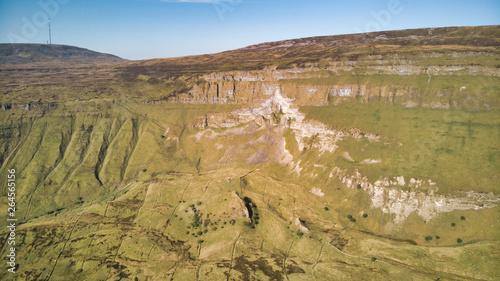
[0,0,499,60]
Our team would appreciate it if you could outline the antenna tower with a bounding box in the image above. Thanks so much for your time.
[49,19,52,44]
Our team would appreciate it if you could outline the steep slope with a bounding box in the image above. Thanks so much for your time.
[0,26,499,280]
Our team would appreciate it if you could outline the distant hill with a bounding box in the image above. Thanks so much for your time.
[0,43,125,66]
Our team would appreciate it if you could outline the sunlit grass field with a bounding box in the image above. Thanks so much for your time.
[301,102,500,194]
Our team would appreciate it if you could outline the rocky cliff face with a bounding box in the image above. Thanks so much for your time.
[163,50,499,110]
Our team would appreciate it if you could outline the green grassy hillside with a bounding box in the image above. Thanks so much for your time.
[0,26,499,280]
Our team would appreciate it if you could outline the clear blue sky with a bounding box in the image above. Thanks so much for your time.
[0,0,499,60]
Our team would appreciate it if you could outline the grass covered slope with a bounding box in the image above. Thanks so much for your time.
[301,103,500,194]
[0,25,499,280]
[1,98,498,280]
[2,167,499,280]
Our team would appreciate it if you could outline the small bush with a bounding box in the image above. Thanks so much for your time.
[212,227,217,231]
[324,207,329,211]
[350,218,356,223]
[297,230,304,237]
[197,240,204,244]
[229,219,236,225]
[347,215,353,219]
[451,223,456,227]
[357,184,362,189]
[196,201,202,206]
[425,236,433,241]
[460,216,466,220]
[457,238,463,243]
[362,214,368,218]
[197,231,203,236]
[243,221,254,228]
[436,236,440,239]
[371,257,377,261]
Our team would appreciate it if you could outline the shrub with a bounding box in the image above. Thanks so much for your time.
[196,201,202,206]
[297,230,304,237]
[425,236,433,241]
[197,231,203,236]
[229,219,236,225]
[436,236,440,239]
[460,216,466,220]
[357,184,362,189]
[457,238,463,243]
[347,215,353,219]
[197,240,204,244]
[324,207,329,211]
[363,214,368,218]
[212,227,217,231]
[243,221,253,228]
[371,257,377,261]
[451,223,456,227]
[350,218,356,223]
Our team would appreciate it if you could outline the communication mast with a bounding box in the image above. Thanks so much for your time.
[48,18,52,44]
